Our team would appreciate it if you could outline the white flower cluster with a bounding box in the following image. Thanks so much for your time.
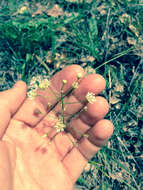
[39,79,51,90]
[54,117,66,133]
[86,92,96,104]
[27,75,50,100]
[27,90,37,100]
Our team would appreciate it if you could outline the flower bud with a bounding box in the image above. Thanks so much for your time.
[77,73,82,79]
[62,79,67,84]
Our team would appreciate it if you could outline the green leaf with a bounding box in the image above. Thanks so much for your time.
[26,53,32,62]
[89,16,98,37]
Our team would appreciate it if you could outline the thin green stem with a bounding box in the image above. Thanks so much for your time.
[61,83,65,124]
[95,47,135,70]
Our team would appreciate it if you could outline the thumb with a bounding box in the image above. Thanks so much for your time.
[0,81,27,139]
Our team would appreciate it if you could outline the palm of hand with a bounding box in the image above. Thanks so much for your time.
[2,119,73,190]
[0,65,113,190]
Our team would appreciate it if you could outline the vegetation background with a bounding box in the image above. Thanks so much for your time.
[0,0,143,189]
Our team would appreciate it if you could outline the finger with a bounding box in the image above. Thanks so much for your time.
[78,119,114,159]
[14,65,84,126]
[79,96,110,125]
[0,81,27,138]
[62,119,114,183]
[67,96,109,139]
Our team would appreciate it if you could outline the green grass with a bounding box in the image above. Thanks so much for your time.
[0,0,143,189]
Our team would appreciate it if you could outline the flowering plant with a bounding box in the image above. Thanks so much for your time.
[27,72,96,145]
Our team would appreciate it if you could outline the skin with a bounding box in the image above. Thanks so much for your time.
[0,65,114,190]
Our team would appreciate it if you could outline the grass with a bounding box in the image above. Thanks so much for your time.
[0,0,143,189]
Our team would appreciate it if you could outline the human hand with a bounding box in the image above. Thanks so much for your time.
[0,65,114,190]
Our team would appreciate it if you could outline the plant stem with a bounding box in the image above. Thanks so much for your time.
[95,47,135,70]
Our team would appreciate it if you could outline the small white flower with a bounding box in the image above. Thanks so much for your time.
[29,76,42,89]
[86,92,96,104]
[27,89,37,100]
[54,117,66,132]
[72,82,78,89]
[39,79,51,89]
[83,106,88,111]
